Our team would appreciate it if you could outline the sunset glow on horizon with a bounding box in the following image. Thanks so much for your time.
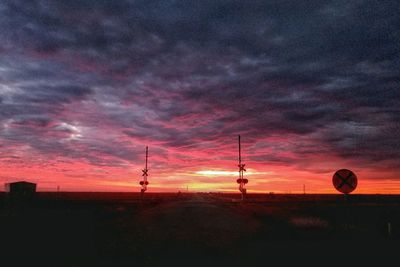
[1,1,399,194]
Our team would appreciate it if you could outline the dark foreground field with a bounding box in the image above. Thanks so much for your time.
[1,192,399,266]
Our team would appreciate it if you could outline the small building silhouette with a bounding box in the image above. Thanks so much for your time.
[5,181,36,196]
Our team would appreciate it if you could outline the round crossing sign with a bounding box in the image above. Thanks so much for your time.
[332,169,357,194]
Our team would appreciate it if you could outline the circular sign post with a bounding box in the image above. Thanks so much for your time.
[332,169,357,194]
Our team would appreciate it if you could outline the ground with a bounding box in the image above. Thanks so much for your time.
[1,192,399,266]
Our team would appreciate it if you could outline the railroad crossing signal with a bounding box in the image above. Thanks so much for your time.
[237,135,248,199]
[332,169,357,194]
[238,163,246,172]
[139,146,149,194]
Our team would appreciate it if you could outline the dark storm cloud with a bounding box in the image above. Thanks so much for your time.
[0,0,399,172]
[16,84,92,104]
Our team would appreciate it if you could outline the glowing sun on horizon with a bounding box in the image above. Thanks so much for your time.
[194,170,270,177]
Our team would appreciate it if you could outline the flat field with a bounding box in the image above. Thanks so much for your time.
[1,192,399,266]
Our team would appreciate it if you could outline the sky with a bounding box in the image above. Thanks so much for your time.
[0,0,399,193]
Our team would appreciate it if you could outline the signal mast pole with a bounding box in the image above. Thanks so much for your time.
[140,146,149,197]
[237,135,248,200]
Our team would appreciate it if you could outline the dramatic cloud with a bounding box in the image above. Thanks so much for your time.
[0,0,399,192]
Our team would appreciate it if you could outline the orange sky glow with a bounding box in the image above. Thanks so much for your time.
[2,145,400,194]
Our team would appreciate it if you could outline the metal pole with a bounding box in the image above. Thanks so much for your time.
[145,146,148,170]
[238,135,241,165]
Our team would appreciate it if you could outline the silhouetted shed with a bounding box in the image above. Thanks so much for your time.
[5,181,36,195]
